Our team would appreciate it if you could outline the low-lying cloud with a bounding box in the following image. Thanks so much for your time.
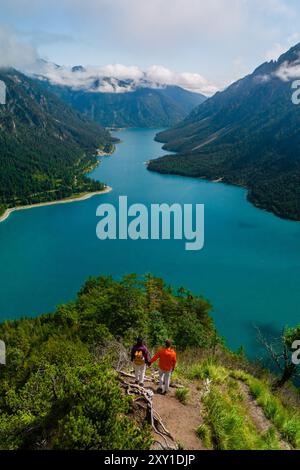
[0,25,38,69]
[275,60,300,81]
[146,66,218,95]
[33,62,218,96]
[0,25,218,96]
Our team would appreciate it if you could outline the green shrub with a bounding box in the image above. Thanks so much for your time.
[202,383,281,450]
[0,363,152,450]
[231,370,300,449]
[196,423,212,449]
[0,274,216,450]
[175,387,190,405]
[184,360,228,383]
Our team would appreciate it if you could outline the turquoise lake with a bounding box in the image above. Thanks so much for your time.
[1,128,300,358]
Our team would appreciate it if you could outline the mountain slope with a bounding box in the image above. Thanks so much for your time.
[149,44,300,220]
[0,68,115,212]
[36,76,206,128]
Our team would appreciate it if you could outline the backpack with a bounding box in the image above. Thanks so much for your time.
[134,350,145,366]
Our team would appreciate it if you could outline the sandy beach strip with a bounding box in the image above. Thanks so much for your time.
[0,186,112,224]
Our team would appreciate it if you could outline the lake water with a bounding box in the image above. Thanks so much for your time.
[1,128,300,358]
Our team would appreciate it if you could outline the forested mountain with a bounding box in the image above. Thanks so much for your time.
[36,73,206,128]
[149,44,300,220]
[0,68,115,213]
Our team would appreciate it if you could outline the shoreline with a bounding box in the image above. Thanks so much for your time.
[149,165,300,222]
[0,186,112,224]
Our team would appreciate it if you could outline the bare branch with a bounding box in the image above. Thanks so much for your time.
[255,325,283,372]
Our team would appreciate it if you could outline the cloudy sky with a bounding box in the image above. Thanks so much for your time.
[1,0,300,94]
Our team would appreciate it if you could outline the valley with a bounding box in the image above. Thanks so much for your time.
[1,129,300,360]
[34,65,206,128]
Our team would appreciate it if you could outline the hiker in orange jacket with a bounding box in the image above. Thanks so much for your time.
[150,339,177,394]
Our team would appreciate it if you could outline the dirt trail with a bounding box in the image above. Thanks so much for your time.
[145,379,204,450]
[124,370,293,451]
[238,381,291,450]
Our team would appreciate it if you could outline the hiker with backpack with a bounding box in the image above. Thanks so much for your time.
[131,337,151,386]
[150,340,177,395]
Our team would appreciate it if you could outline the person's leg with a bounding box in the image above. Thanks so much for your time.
[139,365,146,386]
[164,370,172,393]
[158,369,164,392]
[134,364,139,383]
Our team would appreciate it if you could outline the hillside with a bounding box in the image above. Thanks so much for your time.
[0,68,116,215]
[1,274,300,450]
[35,73,206,128]
[148,44,300,220]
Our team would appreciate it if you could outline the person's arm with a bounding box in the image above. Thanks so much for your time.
[172,352,177,370]
[144,347,151,365]
[150,350,160,365]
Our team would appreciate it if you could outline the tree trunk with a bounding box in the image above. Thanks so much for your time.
[273,363,296,389]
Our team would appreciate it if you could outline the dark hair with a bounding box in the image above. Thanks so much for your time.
[136,337,144,346]
[165,339,172,348]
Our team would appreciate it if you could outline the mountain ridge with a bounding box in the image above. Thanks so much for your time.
[149,44,300,220]
[32,64,207,128]
[0,67,115,213]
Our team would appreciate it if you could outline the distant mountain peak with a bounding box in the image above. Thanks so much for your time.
[245,43,300,84]
[277,42,300,65]
[34,67,207,128]
[72,65,87,73]
[27,60,215,96]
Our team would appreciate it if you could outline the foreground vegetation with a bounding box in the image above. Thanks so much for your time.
[176,359,300,450]
[0,274,216,449]
[0,274,300,450]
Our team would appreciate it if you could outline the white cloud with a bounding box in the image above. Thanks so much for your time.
[114,0,244,43]
[0,25,38,69]
[97,64,144,81]
[146,65,218,95]
[0,23,218,95]
[0,0,246,52]
[275,60,300,81]
[33,62,219,95]
[271,34,300,81]
[1,1,299,91]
